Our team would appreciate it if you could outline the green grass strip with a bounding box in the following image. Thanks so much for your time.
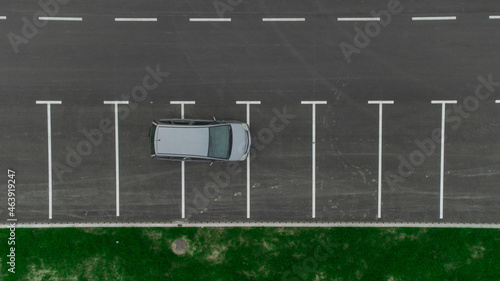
[0,227,499,280]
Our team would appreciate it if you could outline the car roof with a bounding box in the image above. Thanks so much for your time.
[156,126,209,157]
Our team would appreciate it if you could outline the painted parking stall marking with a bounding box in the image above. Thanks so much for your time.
[431,100,457,219]
[36,100,62,219]
[170,101,196,219]
[489,16,500,20]
[337,17,380,22]
[189,18,231,22]
[301,101,327,219]
[0,16,6,20]
[236,101,261,219]
[103,101,129,217]
[38,17,83,21]
[115,18,157,22]
[170,101,195,119]
[412,16,456,21]
[262,18,305,22]
[368,100,394,219]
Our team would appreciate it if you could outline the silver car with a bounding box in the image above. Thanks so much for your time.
[149,118,251,162]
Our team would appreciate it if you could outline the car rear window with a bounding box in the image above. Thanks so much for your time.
[208,125,231,159]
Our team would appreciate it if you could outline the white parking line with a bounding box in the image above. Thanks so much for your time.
[115,18,157,22]
[170,101,195,119]
[262,18,305,22]
[103,101,129,217]
[189,18,231,22]
[496,100,500,103]
[38,17,83,21]
[368,101,394,219]
[489,15,500,20]
[301,101,327,219]
[36,100,62,219]
[431,100,457,219]
[412,16,456,21]
[0,16,6,20]
[337,17,380,22]
[170,101,196,219]
[236,101,261,219]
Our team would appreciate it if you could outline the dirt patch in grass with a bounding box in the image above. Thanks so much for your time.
[25,261,72,281]
[204,244,227,264]
[81,228,107,235]
[142,229,164,251]
[172,239,188,255]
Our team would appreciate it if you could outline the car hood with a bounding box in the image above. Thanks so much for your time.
[228,123,251,161]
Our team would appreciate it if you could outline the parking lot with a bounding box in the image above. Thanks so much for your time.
[2,0,500,225]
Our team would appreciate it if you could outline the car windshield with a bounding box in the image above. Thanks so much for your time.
[149,123,157,156]
[208,125,231,159]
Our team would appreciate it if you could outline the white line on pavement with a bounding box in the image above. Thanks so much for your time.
[367,101,395,104]
[368,101,394,218]
[38,17,83,21]
[36,100,62,219]
[496,100,500,103]
[412,16,456,21]
[0,16,6,20]
[337,17,380,21]
[262,18,305,22]
[103,101,129,104]
[236,101,262,104]
[301,101,327,219]
[236,101,261,219]
[170,101,196,218]
[170,101,195,119]
[431,100,457,219]
[103,101,129,216]
[431,100,457,104]
[115,18,157,22]
[189,18,231,22]
[301,101,328,104]
[181,160,185,217]
[36,101,62,104]
[489,15,500,20]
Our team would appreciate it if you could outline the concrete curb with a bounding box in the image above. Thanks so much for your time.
[2,221,500,229]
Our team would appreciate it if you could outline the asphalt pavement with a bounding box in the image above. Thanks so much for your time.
[1,0,500,224]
